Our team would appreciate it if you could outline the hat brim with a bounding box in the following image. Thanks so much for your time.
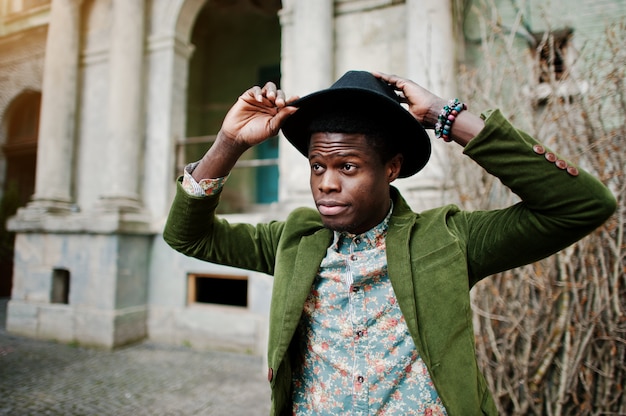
[281,87,431,178]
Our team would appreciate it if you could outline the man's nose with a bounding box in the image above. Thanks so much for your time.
[318,171,340,192]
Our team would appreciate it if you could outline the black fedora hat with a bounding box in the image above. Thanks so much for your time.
[281,70,431,178]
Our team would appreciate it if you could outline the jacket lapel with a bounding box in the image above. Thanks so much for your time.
[272,228,332,365]
[385,188,429,362]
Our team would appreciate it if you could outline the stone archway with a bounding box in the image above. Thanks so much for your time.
[0,90,41,297]
[182,0,282,213]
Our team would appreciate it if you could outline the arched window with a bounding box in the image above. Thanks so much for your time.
[0,90,40,297]
[180,1,282,213]
[3,90,40,207]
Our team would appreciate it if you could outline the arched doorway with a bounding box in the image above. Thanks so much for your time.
[0,91,40,297]
[183,0,282,213]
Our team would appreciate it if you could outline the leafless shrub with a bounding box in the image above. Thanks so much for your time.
[454,9,625,416]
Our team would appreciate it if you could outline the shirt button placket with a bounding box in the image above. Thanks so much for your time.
[353,375,368,411]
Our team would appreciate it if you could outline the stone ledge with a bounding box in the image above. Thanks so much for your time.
[7,207,157,235]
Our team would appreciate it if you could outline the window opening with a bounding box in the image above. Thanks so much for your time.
[183,2,281,213]
[51,268,70,304]
[187,273,248,307]
[532,28,573,83]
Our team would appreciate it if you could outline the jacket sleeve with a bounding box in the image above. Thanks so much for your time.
[163,180,285,275]
[459,109,617,284]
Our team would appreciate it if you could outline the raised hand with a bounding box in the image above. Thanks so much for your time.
[373,71,484,146]
[192,82,298,180]
[372,72,446,129]
[220,82,299,149]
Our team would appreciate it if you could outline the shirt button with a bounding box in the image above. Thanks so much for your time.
[354,238,361,245]
[357,375,364,383]
[350,254,357,261]
[356,330,364,338]
[351,286,359,293]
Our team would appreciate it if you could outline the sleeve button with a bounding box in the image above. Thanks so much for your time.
[555,159,568,169]
[545,152,557,163]
[533,144,546,155]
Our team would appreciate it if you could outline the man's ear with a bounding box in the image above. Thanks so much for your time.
[387,153,404,183]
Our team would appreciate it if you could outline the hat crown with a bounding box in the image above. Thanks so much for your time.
[281,70,431,177]
[330,71,400,104]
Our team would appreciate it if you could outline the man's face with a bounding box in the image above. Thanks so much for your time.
[308,132,402,234]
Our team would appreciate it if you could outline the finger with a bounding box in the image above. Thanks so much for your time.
[372,71,407,94]
[272,105,299,129]
[275,91,299,108]
[371,70,387,79]
[285,95,300,106]
[262,81,278,100]
[372,71,397,84]
[274,89,287,107]
[249,85,263,102]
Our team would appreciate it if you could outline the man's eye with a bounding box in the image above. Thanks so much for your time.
[343,163,355,171]
[311,163,322,171]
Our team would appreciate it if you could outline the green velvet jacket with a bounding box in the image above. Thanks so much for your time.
[163,110,616,415]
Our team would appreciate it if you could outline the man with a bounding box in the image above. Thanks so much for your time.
[164,71,616,415]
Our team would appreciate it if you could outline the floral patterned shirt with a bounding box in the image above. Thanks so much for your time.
[181,161,229,196]
[181,165,447,415]
[291,207,447,415]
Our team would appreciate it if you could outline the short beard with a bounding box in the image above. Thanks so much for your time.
[322,219,360,235]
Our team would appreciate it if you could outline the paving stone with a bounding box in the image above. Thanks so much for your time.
[0,299,271,416]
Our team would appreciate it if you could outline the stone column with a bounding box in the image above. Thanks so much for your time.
[143,35,195,221]
[290,0,334,95]
[404,0,458,211]
[99,0,146,212]
[30,0,83,212]
[278,0,334,209]
[406,0,456,96]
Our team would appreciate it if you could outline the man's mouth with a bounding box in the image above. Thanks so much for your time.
[316,201,348,216]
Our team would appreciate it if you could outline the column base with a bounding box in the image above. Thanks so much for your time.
[8,202,154,234]
[20,197,75,215]
[96,195,144,214]
[7,198,75,232]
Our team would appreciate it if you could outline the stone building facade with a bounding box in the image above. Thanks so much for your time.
[0,0,622,353]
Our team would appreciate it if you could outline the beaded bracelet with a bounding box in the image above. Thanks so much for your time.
[434,99,467,142]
